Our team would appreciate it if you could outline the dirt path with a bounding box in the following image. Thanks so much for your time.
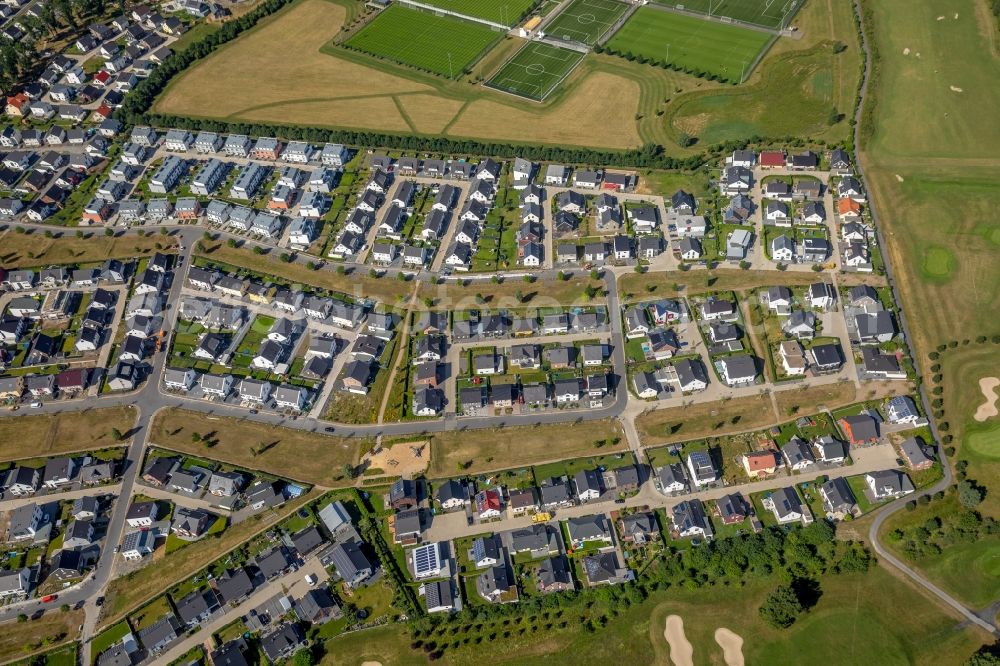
[974,376,1000,422]
[714,628,745,666]
[663,615,694,666]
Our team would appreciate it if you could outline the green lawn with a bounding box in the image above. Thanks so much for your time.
[345,5,500,78]
[880,494,1000,608]
[486,41,585,101]
[606,7,772,82]
[316,567,988,665]
[91,621,131,661]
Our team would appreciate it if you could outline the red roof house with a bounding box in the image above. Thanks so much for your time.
[759,150,786,168]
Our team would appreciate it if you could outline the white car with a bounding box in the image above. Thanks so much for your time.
[29,402,42,408]
[304,574,317,587]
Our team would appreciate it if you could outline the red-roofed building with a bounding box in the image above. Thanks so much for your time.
[5,93,29,117]
[93,70,112,86]
[56,368,89,395]
[741,451,779,479]
[837,197,862,219]
[475,489,503,519]
[91,104,113,121]
[759,150,786,168]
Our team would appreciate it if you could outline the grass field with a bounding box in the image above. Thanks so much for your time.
[651,0,800,29]
[0,230,177,269]
[316,567,988,664]
[543,0,628,45]
[665,0,859,148]
[153,0,857,151]
[426,419,625,478]
[606,7,772,82]
[345,5,499,78]
[0,611,83,663]
[0,407,135,462]
[149,408,361,486]
[859,0,1000,518]
[636,393,777,445]
[618,267,885,302]
[409,0,537,26]
[880,494,1000,608]
[486,42,585,101]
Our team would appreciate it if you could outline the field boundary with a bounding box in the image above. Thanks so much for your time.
[652,0,802,32]
[398,0,513,29]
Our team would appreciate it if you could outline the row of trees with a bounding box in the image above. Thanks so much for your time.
[594,43,742,84]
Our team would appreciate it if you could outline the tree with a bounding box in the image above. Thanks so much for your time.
[958,480,984,508]
[758,585,803,628]
[110,428,123,442]
[343,463,356,479]
[966,647,1000,666]
[226,238,237,248]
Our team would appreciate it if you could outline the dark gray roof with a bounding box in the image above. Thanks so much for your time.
[821,477,856,513]
[215,568,254,603]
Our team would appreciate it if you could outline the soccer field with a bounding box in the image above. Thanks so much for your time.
[345,5,500,78]
[543,0,629,46]
[651,0,800,29]
[606,7,772,82]
[411,0,539,26]
[486,42,585,101]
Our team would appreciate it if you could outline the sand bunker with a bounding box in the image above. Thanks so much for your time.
[715,628,746,666]
[664,616,694,666]
[895,174,905,182]
[955,12,959,18]
[975,377,1000,422]
[903,47,910,55]
[361,662,383,666]
[937,15,945,20]
[950,86,964,92]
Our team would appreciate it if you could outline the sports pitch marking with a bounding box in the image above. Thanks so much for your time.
[544,0,628,45]
[486,42,585,101]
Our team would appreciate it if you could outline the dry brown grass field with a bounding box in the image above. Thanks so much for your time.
[0,610,83,661]
[636,393,776,446]
[0,231,176,269]
[149,408,361,485]
[427,419,625,478]
[618,268,885,303]
[153,0,863,151]
[0,407,135,462]
[858,0,1000,515]
[155,0,646,147]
